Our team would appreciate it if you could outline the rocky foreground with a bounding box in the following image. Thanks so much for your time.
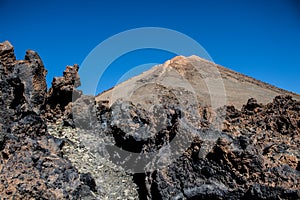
[0,41,299,199]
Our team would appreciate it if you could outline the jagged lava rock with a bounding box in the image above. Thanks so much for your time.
[0,41,95,199]
[44,64,82,123]
[46,64,82,110]
[143,96,300,199]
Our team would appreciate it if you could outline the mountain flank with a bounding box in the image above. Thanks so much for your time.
[96,55,300,109]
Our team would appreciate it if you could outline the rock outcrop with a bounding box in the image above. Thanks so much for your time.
[46,64,81,110]
[95,95,300,199]
[43,63,82,124]
[0,41,96,199]
[142,95,300,199]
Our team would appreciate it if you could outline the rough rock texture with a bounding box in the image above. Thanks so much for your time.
[141,96,300,199]
[63,95,98,129]
[46,64,82,110]
[0,41,95,199]
[93,94,300,199]
[43,63,83,124]
[99,100,184,172]
[47,121,139,200]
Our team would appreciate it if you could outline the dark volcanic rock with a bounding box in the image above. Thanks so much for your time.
[63,95,98,129]
[0,41,48,136]
[43,64,83,124]
[99,99,190,173]
[0,41,47,137]
[92,90,300,199]
[142,96,300,199]
[0,41,15,74]
[0,41,94,199]
[0,135,83,199]
[46,64,82,110]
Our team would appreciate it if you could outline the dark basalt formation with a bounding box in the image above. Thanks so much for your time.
[0,41,299,199]
[0,41,95,199]
[96,95,300,199]
[46,64,81,110]
[142,96,300,199]
[44,63,82,124]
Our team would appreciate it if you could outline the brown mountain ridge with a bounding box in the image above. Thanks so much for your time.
[96,55,300,109]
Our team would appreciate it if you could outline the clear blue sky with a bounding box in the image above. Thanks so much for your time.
[1,0,299,94]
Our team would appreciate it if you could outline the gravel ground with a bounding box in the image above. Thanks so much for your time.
[47,121,139,200]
